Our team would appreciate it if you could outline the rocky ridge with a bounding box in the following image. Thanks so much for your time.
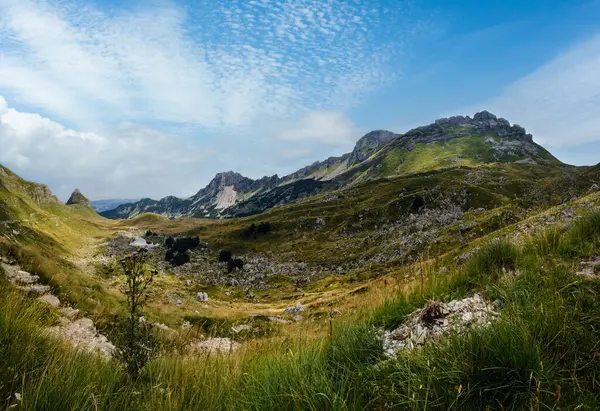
[101,111,552,220]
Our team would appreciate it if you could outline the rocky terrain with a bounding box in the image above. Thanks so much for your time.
[0,257,114,357]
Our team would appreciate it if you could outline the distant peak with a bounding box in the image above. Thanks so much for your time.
[66,188,91,207]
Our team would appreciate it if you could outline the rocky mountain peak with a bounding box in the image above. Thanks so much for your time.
[208,171,248,190]
[66,189,91,207]
[349,130,398,164]
[413,111,533,143]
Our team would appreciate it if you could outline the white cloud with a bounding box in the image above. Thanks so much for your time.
[0,97,217,200]
[0,0,429,200]
[0,96,7,115]
[473,34,600,148]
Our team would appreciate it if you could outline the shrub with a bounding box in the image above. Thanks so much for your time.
[227,258,243,273]
[258,222,271,234]
[171,252,190,266]
[411,195,425,212]
[219,250,232,263]
[164,236,175,248]
[115,249,157,380]
[172,237,202,253]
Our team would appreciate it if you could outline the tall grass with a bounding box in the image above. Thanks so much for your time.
[1,210,600,409]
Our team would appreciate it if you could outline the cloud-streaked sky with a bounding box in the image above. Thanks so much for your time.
[1,0,600,200]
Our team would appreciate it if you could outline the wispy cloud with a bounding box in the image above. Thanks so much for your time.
[471,33,600,149]
[0,0,430,199]
[0,0,422,131]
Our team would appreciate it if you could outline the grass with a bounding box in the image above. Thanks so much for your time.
[1,210,600,410]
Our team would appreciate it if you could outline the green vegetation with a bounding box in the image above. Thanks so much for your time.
[2,140,600,410]
[1,210,600,409]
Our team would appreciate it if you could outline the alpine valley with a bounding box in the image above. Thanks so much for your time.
[2,110,600,410]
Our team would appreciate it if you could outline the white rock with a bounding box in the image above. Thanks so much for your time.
[190,338,240,353]
[37,294,60,307]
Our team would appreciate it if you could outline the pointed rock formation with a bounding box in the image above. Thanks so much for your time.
[66,189,91,207]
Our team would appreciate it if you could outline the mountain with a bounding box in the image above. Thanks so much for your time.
[91,199,140,213]
[0,164,99,245]
[101,111,562,219]
[66,189,91,207]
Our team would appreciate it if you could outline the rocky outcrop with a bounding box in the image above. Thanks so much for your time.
[0,165,60,205]
[66,189,91,207]
[409,110,533,144]
[348,130,397,164]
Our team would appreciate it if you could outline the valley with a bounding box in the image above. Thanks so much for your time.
[1,112,600,410]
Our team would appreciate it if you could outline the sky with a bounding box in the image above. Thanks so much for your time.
[1,0,600,201]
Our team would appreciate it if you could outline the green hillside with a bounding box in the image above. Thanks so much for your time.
[1,135,600,410]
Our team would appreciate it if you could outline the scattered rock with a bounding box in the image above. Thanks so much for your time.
[268,316,290,324]
[129,237,158,249]
[589,184,600,193]
[196,292,209,302]
[576,257,600,278]
[314,217,326,230]
[48,318,115,357]
[38,294,61,307]
[153,322,170,331]
[382,294,498,356]
[190,338,240,353]
[284,302,306,314]
[231,324,253,333]
[292,315,303,322]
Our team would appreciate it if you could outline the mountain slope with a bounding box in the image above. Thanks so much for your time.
[90,199,141,212]
[102,111,564,219]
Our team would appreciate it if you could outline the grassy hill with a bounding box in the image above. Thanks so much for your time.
[1,142,600,410]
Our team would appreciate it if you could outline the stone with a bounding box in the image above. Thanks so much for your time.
[196,292,209,302]
[381,294,497,356]
[38,294,61,307]
[284,302,306,314]
[231,324,253,333]
[190,338,240,353]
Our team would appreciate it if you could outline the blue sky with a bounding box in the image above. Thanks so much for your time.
[1,0,600,200]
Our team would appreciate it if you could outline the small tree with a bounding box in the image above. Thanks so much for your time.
[117,249,157,379]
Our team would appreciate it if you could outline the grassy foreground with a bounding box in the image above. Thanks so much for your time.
[1,212,600,410]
